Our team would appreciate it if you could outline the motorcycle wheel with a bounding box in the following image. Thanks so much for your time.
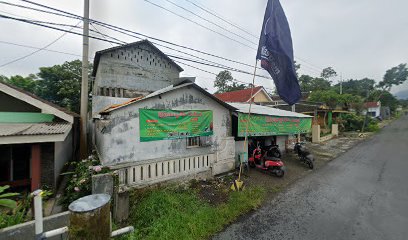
[273,151,281,158]
[275,168,284,178]
[249,161,256,168]
[307,160,314,169]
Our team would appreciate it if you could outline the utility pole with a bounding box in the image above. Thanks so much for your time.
[340,72,343,95]
[80,0,90,159]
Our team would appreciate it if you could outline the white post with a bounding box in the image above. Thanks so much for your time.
[32,189,43,240]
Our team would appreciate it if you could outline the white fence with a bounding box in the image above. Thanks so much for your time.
[113,153,215,187]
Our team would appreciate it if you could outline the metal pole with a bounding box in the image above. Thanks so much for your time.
[80,0,90,159]
[32,190,43,240]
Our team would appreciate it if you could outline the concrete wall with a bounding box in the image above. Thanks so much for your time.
[94,43,180,94]
[0,92,41,112]
[54,129,73,187]
[95,86,233,170]
[253,91,272,103]
[0,212,69,240]
[40,143,55,189]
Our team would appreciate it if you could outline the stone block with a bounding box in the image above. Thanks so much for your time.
[92,173,114,196]
[114,191,129,222]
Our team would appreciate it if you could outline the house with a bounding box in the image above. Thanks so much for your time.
[214,86,273,105]
[363,101,381,117]
[91,39,192,117]
[0,82,78,192]
[91,40,236,188]
[94,81,237,187]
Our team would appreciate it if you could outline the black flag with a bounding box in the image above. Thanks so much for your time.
[256,0,301,105]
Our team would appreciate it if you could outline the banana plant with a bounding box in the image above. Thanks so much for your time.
[0,185,19,209]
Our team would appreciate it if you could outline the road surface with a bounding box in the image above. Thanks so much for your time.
[214,116,408,240]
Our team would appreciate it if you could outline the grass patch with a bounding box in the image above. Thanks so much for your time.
[120,184,265,240]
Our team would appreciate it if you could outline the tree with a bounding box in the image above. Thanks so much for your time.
[332,78,375,98]
[294,61,301,78]
[378,63,408,91]
[4,74,37,93]
[367,90,399,112]
[320,67,337,81]
[299,75,331,92]
[36,60,92,113]
[214,70,246,93]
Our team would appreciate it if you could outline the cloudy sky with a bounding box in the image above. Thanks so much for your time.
[0,0,407,93]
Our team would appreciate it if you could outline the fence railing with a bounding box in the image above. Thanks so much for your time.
[115,153,215,187]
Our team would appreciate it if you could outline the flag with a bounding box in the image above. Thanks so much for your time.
[256,0,301,105]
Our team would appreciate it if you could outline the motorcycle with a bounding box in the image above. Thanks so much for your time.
[248,146,285,177]
[265,144,282,158]
[294,142,314,169]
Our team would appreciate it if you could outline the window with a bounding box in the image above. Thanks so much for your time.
[187,136,211,148]
[187,137,200,148]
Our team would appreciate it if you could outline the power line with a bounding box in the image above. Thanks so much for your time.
[162,0,257,45]
[0,20,81,68]
[0,40,85,58]
[11,0,262,70]
[15,0,327,74]
[183,0,259,39]
[143,0,257,50]
[0,14,274,80]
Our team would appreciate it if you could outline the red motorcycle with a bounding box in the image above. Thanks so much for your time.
[248,146,285,177]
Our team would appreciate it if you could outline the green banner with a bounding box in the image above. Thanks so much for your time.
[238,113,312,137]
[139,109,213,142]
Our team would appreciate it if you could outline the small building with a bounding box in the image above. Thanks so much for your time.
[0,82,78,192]
[363,101,381,117]
[214,86,273,105]
[229,103,312,159]
[94,81,237,187]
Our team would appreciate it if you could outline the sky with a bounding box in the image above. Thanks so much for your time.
[0,0,407,94]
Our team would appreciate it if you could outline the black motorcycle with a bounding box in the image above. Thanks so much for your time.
[265,144,282,158]
[294,142,314,169]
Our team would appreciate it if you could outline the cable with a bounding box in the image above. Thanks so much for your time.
[0,14,273,80]
[174,59,275,92]
[15,0,326,75]
[0,20,81,68]
[162,0,257,45]
[183,0,259,39]
[12,0,262,70]
[0,40,83,58]
[143,0,257,50]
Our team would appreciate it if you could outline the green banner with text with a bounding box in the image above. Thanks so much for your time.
[139,109,213,142]
[238,113,312,137]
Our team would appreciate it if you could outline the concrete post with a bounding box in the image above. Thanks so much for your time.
[312,125,320,143]
[68,194,111,240]
[332,124,339,137]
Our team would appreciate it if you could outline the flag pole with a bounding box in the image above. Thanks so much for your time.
[240,60,258,181]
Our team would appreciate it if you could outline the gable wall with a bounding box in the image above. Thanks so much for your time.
[94,43,181,95]
[0,92,41,112]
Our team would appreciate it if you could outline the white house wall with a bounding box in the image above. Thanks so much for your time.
[95,87,234,175]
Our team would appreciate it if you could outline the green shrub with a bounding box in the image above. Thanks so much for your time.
[337,114,379,132]
[59,154,110,208]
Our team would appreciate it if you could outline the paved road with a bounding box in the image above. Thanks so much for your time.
[214,116,408,240]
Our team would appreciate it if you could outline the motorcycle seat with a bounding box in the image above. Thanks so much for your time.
[265,157,281,161]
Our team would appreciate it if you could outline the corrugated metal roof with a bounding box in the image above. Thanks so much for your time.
[100,81,236,114]
[229,103,312,118]
[0,122,71,137]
